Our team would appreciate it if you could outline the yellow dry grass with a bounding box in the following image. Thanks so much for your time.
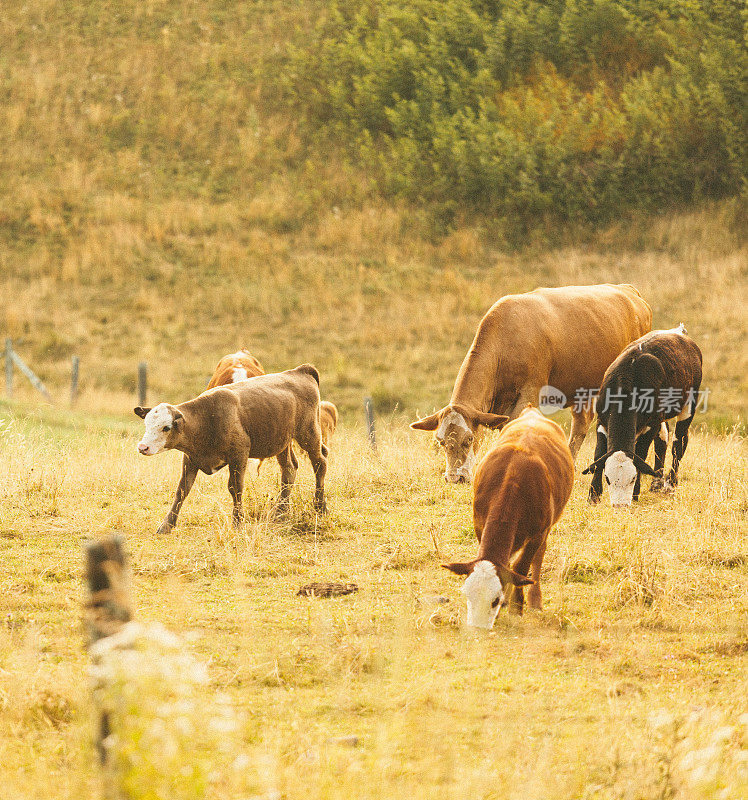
[0,406,745,799]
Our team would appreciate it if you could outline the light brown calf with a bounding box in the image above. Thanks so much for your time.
[135,364,328,533]
[443,406,574,628]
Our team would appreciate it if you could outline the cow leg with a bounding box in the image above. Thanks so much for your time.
[526,536,548,610]
[633,427,656,502]
[308,446,328,515]
[650,422,669,492]
[228,460,247,527]
[667,415,693,489]
[508,384,542,420]
[272,445,298,519]
[587,426,608,504]
[296,424,328,515]
[157,455,198,535]
[568,406,594,461]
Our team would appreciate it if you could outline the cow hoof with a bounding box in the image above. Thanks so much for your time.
[649,479,666,493]
[156,521,174,535]
[270,505,289,522]
[587,493,601,506]
[314,502,329,516]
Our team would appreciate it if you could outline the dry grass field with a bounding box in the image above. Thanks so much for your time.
[0,401,745,799]
[1,2,747,797]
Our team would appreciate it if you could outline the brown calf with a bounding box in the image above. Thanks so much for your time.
[443,406,574,628]
[135,364,327,533]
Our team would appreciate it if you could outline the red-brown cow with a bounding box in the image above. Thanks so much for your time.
[207,349,264,389]
[443,406,574,628]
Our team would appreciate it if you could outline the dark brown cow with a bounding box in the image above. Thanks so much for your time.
[443,406,574,628]
[206,349,264,389]
[135,364,327,533]
[583,325,702,507]
[411,284,652,482]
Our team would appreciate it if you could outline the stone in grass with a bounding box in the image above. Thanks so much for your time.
[297,581,358,598]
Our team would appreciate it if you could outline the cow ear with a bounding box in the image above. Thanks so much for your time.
[172,410,184,426]
[496,563,535,587]
[442,561,477,576]
[411,412,442,431]
[472,412,509,430]
[134,407,151,419]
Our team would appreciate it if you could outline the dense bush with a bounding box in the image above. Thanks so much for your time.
[278,0,746,223]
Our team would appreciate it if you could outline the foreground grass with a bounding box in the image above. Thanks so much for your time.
[0,405,745,799]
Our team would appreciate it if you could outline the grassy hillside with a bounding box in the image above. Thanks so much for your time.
[1,1,746,427]
[0,408,745,799]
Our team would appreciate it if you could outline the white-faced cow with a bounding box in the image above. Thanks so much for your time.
[207,349,264,389]
[583,326,702,507]
[135,364,328,533]
[411,284,651,483]
[443,407,574,628]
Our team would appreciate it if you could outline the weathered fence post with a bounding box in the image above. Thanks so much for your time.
[137,362,147,407]
[70,356,80,406]
[4,340,52,401]
[84,534,134,765]
[5,338,12,399]
[364,396,376,450]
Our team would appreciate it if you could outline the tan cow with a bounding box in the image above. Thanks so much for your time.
[319,400,338,447]
[443,406,574,628]
[135,364,328,533]
[207,349,264,389]
[411,284,651,482]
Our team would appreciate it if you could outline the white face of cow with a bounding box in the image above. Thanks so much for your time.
[436,411,475,483]
[137,404,178,456]
[462,560,505,629]
[604,450,638,507]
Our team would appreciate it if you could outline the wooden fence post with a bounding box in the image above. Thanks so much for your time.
[364,396,376,450]
[5,338,12,399]
[70,356,80,406]
[84,534,134,765]
[138,362,147,407]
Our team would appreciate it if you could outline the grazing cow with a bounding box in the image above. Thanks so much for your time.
[411,284,651,483]
[135,364,328,533]
[443,406,574,628]
[319,400,338,447]
[207,349,264,389]
[583,326,702,507]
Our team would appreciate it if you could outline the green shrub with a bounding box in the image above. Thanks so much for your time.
[273,0,746,224]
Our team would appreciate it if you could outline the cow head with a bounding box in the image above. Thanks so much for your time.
[583,449,657,507]
[411,405,508,484]
[134,404,185,455]
[442,559,534,629]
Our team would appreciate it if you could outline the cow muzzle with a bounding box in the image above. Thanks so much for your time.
[445,472,470,485]
[138,443,151,455]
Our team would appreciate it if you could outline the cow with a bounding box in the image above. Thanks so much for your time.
[582,325,702,507]
[206,349,266,475]
[206,349,264,389]
[443,406,574,628]
[134,364,328,533]
[319,400,338,447]
[411,284,652,483]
